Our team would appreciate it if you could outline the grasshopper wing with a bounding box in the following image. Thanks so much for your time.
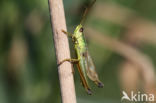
[84,51,104,88]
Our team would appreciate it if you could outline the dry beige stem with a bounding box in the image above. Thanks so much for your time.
[48,0,76,103]
[124,18,156,45]
[93,1,135,25]
[92,2,156,45]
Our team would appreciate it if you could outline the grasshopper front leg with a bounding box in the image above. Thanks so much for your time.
[62,30,73,37]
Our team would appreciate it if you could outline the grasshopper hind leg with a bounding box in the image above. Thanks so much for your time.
[77,63,92,95]
[86,88,92,95]
[80,80,92,95]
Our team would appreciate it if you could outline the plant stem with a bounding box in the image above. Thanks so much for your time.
[48,0,77,103]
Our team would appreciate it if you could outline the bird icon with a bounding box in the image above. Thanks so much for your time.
[121,91,131,101]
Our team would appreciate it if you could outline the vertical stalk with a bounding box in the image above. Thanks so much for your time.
[48,0,77,103]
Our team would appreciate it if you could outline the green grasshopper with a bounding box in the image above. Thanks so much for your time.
[59,0,103,95]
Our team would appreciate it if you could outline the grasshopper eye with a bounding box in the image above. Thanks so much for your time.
[79,27,84,32]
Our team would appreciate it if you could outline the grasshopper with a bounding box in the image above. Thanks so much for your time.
[59,0,103,95]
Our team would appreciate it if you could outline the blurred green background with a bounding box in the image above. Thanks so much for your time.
[1,0,156,103]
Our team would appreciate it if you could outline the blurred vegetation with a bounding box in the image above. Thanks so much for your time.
[0,0,156,103]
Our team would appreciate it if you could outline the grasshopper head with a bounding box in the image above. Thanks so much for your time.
[74,24,84,37]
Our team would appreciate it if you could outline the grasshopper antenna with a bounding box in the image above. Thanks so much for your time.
[80,0,96,24]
